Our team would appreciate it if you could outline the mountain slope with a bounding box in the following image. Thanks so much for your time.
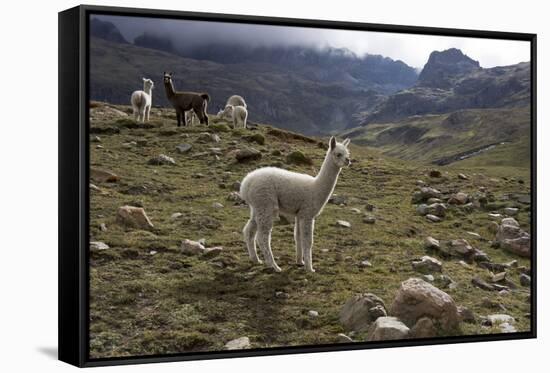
[90,37,388,135]
[343,106,531,167]
[360,49,530,125]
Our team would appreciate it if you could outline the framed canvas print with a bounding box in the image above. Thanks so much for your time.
[58,4,536,367]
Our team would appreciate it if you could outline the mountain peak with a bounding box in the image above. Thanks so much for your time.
[418,48,480,88]
[90,18,128,44]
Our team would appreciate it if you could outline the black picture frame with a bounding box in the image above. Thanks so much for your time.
[58,4,537,367]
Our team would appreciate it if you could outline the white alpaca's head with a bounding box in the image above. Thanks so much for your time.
[217,105,234,119]
[328,137,351,168]
[142,77,154,91]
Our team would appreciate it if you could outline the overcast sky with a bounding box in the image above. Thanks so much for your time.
[94,15,530,69]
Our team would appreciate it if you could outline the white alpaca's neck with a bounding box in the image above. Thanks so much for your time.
[313,150,341,211]
[143,85,152,97]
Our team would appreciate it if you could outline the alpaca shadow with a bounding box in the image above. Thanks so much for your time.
[36,346,58,360]
[176,262,299,341]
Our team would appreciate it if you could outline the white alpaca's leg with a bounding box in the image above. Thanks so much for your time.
[145,106,150,122]
[255,212,281,272]
[243,209,261,264]
[133,106,138,121]
[294,217,304,265]
[139,108,146,123]
[300,219,315,272]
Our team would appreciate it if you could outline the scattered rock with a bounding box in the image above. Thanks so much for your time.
[448,192,469,205]
[99,223,108,232]
[329,195,347,205]
[203,246,223,258]
[363,215,376,224]
[198,132,220,143]
[227,191,243,203]
[232,181,241,191]
[308,310,319,318]
[519,273,531,287]
[471,277,495,291]
[486,314,515,325]
[490,272,507,283]
[235,148,262,163]
[117,205,154,230]
[488,213,502,220]
[390,278,459,332]
[435,274,454,289]
[367,317,410,341]
[339,293,387,332]
[488,221,500,233]
[496,218,530,257]
[181,239,206,255]
[445,239,475,257]
[175,143,192,153]
[90,241,109,250]
[360,260,372,268]
[413,187,442,203]
[458,173,469,180]
[503,207,519,216]
[457,306,476,324]
[426,214,441,222]
[499,322,517,333]
[245,133,265,145]
[424,236,440,250]
[429,169,442,178]
[412,256,442,274]
[275,291,289,299]
[90,168,119,183]
[171,212,183,220]
[409,317,436,338]
[337,333,353,343]
[148,154,176,166]
[224,337,250,350]
[212,202,224,209]
[337,220,351,228]
[286,150,313,165]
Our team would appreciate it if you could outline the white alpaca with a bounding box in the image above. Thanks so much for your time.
[219,105,248,128]
[240,137,351,273]
[184,110,197,126]
[130,78,154,122]
[226,95,247,108]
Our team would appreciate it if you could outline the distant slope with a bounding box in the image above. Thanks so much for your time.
[359,49,530,125]
[343,106,530,167]
[90,37,388,135]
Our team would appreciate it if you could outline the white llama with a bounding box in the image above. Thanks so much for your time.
[130,78,154,122]
[184,110,197,126]
[240,137,351,273]
[219,105,248,128]
[226,95,247,108]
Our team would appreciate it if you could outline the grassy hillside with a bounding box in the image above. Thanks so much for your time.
[343,107,531,168]
[89,102,531,358]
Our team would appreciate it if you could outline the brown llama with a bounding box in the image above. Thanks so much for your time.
[163,72,210,126]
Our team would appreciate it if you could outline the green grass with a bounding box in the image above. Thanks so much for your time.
[89,102,532,358]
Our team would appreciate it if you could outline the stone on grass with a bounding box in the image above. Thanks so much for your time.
[117,205,154,230]
[504,207,519,216]
[337,220,351,228]
[181,239,206,255]
[90,168,119,183]
[363,215,376,224]
[148,154,176,166]
[339,293,387,332]
[286,150,313,165]
[424,236,440,250]
[90,241,109,250]
[519,273,531,287]
[458,173,469,180]
[203,246,223,258]
[412,256,442,274]
[448,192,469,205]
[308,310,319,318]
[171,212,183,220]
[212,202,224,209]
[409,317,436,338]
[175,143,192,153]
[390,278,459,332]
[426,214,441,222]
[367,317,410,341]
[224,337,250,350]
[235,148,262,163]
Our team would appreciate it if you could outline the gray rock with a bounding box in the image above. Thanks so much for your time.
[412,256,442,274]
[519,273,531,287]
[99,223,108,232]
[212,202,224,209]
[360,260,373,267]
[458,173,469,180]
[171,212,183,220]
[367,317,410,341]
[203,246,223,258]
[390,278,459,331]
[409,317,436,338]
[486,314,515,325]
[424,236,440,250]
[148,154,176,166]
[416,204,429,216]
[339,293,387,332]
[308,310,319,318]
[90,241,109,250]
[363,215,376,224]
[117,205,154,230]
[471,277,495,291]
[337,333,354,343]
[427,203,447,217]
[500,322,517,333]
[426,214,441,222]
[503,207,519,216]
[175,143,192,153]
[337,220,351,228]
[232,181,242,191]
[224,337,250,350]
[329,195,347,205]
[448,192,469,205]
[457,306,476,324]
[181,239,206,255]
[235,148,262,163]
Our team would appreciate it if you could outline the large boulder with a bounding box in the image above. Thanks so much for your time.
[339,293,387,332]
[390,278,459,332]
[495,218,530,257]
[367,317,410,341]
[117,205,154,230]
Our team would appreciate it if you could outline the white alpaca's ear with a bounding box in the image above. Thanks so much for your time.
[343,138,351,147]
[329,136,336,150]
[143,77,146,81]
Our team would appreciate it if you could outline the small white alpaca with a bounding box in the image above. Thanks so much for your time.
[184,110,197,126]
[219,105,248,128]
[240,137,351,272]
[130,78,154,122]
[226,95,247,108]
